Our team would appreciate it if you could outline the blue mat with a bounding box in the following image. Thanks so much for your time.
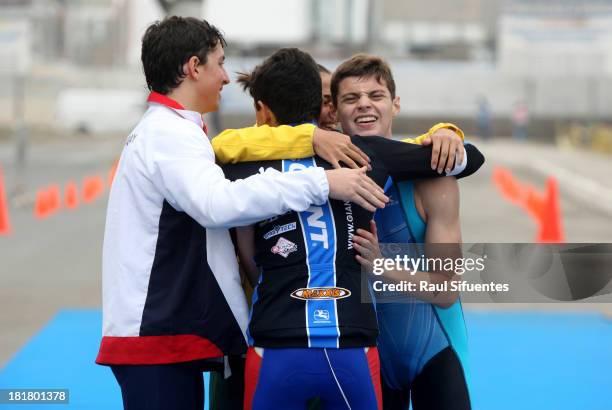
[1,309,611,409]
[0,310,209,409]
[466,311,612,410]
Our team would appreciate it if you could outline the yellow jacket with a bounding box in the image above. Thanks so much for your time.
[211,123,464,164]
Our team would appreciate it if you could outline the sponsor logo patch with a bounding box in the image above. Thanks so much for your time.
[290,287,351,300]
[313,309,330,323]
[258,211,291,227]
[271,237,298,258]
[263,222,297,240]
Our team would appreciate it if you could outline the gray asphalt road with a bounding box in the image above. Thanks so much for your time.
[0,136,611,366]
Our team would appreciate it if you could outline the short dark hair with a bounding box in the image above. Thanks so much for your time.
[141,16,226,95]
[331,53,396,105]
[237,48,321,126]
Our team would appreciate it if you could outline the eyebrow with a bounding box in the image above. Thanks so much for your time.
[340,90,388,99]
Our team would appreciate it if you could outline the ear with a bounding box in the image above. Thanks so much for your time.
[329,104,338,124]
[183,55,202,80]
[330,103,337,117]
[392,95,401,118]
[255,101,277,126]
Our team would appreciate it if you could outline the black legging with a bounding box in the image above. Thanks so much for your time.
[381,347,471,410]
[111,361,204,410]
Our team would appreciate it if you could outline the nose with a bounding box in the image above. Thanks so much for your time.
[356,94,371,110]
[222,68,230,85]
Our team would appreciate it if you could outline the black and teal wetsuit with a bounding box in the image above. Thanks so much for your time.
[374,179,471,410]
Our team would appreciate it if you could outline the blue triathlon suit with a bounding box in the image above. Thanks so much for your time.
[373,179,471,410]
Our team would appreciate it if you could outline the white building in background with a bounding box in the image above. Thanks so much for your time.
[121,0,165,66]
[201,0,497,58]
[0,20,32,76]
[376,0,500,59]
[202,0,312,46]
[201,0,371,52]
[2,0,611,129]
[0,0,164,66]
[498,0,612,77]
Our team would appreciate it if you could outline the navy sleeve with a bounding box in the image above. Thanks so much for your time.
[351,135,485,182]
[221,160,279,182]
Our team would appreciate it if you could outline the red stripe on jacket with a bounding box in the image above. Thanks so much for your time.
[96,334,223,365]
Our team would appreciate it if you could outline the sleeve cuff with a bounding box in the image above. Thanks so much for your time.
[446,146,468,176]
[311,167,329,204]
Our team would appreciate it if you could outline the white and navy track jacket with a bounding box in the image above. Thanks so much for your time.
[96,94,329,365]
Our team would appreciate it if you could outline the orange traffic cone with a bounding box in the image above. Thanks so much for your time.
[536,177,565,243]
[48,185,61,213]
[64,181,79,209]
[34,185,61,219]
[524,186,545,222]
[82,175,105,203]
[492,167,524,205]
[34,189,48,218]
[0,167,11,235]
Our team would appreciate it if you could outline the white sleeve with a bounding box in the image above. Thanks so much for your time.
[147,123,329,228]
[446,145,467,177]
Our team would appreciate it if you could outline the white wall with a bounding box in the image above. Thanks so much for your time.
[125,0,164,66]
[498,13,612,77]
[202,0,311,45]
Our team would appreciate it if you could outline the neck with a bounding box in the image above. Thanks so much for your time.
[166,86,203,114]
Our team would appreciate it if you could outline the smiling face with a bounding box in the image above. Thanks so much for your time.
[335,75,400,138]
[196,43,230,113]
